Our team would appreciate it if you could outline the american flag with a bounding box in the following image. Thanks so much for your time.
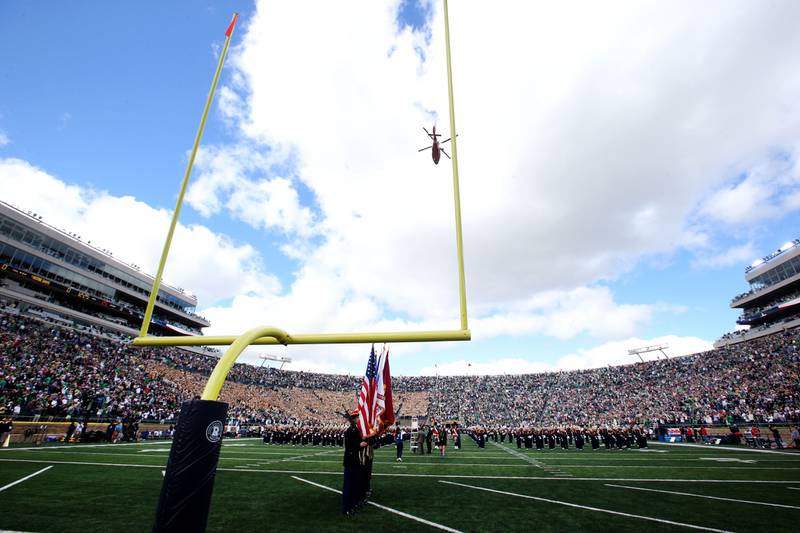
[356,345,379,438]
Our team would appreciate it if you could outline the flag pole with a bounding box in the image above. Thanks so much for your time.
[139,13,239,337]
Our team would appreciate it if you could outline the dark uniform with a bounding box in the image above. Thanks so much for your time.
[342,419,362,514]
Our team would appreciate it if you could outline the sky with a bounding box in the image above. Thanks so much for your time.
[1,1,800,376]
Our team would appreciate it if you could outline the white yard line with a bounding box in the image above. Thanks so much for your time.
[605,483,800,510]
[2,457,800,484]
[787,486,800,490]
[650,441,800,456]
[440,480,733,533]
[0,440,170,452]
[541,464,799,470]
[292,476,463,532]
[0,437,263,453]
[0,466,53,494]
[491,442,573,477]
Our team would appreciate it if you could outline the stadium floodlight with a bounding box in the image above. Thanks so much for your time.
[258,354,292,370]
[780,241,794,252]
[628,343,669,362]
[132,0,470,403]
[750,258,764,268]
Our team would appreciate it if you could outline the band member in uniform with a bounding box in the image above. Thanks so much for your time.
[575,429,585,450]
[425,425,433,454]
[395,427,404,462]
[437,425,448,457]
[342,412,363,515]
[360,435,375,504]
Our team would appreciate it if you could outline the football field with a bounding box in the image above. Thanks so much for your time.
[0,437,798,532]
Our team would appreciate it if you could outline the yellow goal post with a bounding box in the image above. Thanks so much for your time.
[133,1,469,401]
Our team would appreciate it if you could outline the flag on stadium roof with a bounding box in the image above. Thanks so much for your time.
[356,344,379,438]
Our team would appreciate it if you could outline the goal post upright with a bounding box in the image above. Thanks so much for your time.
[139,13,239,339]
[443,0,468,331]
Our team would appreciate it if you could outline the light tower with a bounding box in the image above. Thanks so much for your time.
[628,343,669,362]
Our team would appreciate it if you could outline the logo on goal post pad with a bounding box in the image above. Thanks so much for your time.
[206,421,223,443]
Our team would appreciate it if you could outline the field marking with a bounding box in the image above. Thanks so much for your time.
[788,487,800,490]
[292,476,463,532]
[650,441,800,456]
[605,483,800,510]
[541,464,799,470]
[271,449,340,464]
[490,442,544,467]
[3,457,800,484]
[0,466,53,494]
[698,457,756,464]
[440,481,733,533]
[489,441,575,477]
[0,440,171,452]
[0,437,263,453]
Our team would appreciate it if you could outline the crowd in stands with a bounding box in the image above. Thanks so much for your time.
[1,307,798,430]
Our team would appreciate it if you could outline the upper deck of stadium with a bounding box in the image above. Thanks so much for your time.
[0,200,209,339]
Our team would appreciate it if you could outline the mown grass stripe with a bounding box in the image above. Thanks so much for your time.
[440,480,733,533]
[0,466,53,494]
[605,483,800,510]
[292,476,464,532]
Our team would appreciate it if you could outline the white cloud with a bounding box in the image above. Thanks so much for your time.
[699,153,800,226]
[211,0,800,323]
[419,335,713,375]
[691,242,757,270]
[0,158,280,306]
[419,358,553,376]
[187,144,315,237]
[0,130,9,147]
[556,335,713,371]
[471,286,656,341]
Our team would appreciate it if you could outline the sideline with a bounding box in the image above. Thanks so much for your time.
[0,466,53,494]
[292,476,463,532]
[3,457,800,483]
[650,441,800,457]
[440,480,732,533]
[605,483,800,510]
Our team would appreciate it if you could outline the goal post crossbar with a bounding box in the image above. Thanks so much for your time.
[133,329,471,347]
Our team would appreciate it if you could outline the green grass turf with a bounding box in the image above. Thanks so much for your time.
[0,438,798,532]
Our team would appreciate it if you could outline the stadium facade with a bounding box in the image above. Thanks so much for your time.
[716,238,800,347]
[0,200,209,340]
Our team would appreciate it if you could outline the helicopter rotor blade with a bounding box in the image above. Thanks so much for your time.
[423,127,432,137]
[418,146,433,152]
[441,148,451,159]
[440,137,451,144]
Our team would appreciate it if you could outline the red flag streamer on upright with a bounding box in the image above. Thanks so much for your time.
[375,346,395,432]
[225,13,239,37]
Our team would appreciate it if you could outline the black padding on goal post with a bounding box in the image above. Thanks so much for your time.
[152,399,228,533]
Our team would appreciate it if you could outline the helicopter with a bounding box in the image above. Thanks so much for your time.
[418,125,456,165]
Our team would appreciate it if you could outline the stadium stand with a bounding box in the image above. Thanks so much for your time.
[2,307,797,435]
[717,238,800,346]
